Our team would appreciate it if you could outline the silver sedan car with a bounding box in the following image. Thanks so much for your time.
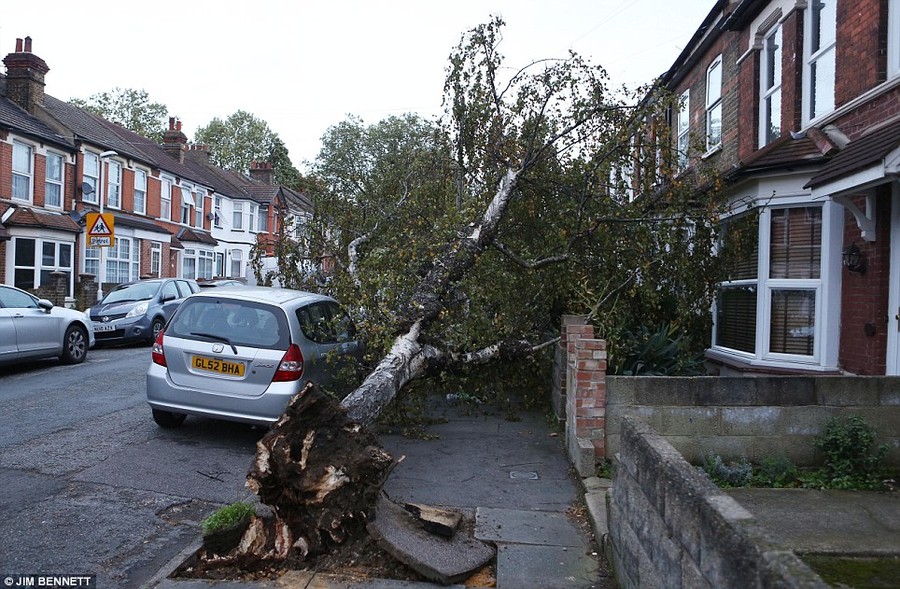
[0,284,95,365]
[146,287,364,427]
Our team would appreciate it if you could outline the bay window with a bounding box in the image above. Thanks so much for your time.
[715,205,831,365]
[13,237,75,296]
[106,237,139,283]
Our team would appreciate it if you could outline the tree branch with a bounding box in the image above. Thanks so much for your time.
[493,240,569,269]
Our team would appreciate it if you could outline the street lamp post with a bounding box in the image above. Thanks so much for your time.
[96,150,118,300]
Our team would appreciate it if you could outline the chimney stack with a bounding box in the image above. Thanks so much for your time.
[2,36,50,114]
[186,144,211,165]
[249,161,275,185]
[162,117,188,163]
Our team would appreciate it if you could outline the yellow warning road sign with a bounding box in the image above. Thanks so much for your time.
[86,212,115,247]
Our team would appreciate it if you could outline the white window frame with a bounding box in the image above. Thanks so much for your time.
[45,151,64,209]
[198,249,214,280]
[802,0,837,125]
[230,249,243,278]
[134,169,147,215]
[11,236,75,295]
[12,141,34,203]
[705,55,723,151]
[83,152,99,205]
[258,206,268,232]
[194,188,205,228]
[249,204,257,233]
[712,199,842,371]
[106,236,139,284]
[214,196,223,228]
[107,160,121,209]
[233,202,245,231]
[150,242,162,277]
[160,176,173,221]
[676,90,690,170]
[182,248,196,279]
[180,185,194,225]
[759,25,783,148]
[889,0,900,79]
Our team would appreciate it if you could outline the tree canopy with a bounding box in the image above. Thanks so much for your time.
[259,17,731,397]
[193,110,303,190]
[70,87,170,142]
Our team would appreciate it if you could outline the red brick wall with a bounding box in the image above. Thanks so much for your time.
[782,9,804,135]
[834,85,900,139]
[33,153,46,207]
[0,142,12,198]
[836,0,884,107]
[839,187,892,375]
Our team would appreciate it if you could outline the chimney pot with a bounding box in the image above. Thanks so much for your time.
[24,36,32,52]
[176,121,182,132]
[169,117,175,129]
[15,38,23,52]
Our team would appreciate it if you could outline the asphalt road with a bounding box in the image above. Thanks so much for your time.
[0,344,263,587]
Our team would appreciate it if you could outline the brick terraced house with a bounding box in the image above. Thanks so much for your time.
[0,37,312,305]
[657,0,900,375]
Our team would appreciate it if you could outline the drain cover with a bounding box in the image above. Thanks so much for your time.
[509,471,539,480]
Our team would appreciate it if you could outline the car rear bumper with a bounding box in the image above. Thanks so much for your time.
[146,363,301,425]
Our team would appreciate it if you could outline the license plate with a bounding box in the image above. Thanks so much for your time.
[93,324,116,332]
[191,355,245,377]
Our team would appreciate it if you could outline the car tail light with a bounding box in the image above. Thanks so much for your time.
[151,330,167,367]
[273,344,304,382]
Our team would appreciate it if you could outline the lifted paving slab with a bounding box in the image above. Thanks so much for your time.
[367,494,495,585]
[475,507,586,547]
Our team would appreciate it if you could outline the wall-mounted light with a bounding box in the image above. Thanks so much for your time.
[842,241,866,274]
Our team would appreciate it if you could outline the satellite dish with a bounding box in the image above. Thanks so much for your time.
[80,182,94,196]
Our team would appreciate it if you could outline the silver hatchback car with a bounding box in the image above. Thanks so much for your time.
[146,287,364,427]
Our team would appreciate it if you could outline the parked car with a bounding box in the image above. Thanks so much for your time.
[0,284,95,365]
[146,287,364,427]
[197,279,245,288]
[89,278,200,346]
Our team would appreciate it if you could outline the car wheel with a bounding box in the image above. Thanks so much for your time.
[150,317,165,343]
[152,409,186,428]
[61,325,88,364]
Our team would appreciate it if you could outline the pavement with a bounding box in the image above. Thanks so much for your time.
[152,395,615,588]
[149,395,900,589]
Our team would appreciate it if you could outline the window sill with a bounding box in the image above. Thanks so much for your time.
[701,143,723,159]
[705,348,841,375]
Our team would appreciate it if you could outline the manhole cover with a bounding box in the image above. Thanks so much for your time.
[509,471,539,480]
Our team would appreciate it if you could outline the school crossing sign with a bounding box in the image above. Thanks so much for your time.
[86,212,115,247]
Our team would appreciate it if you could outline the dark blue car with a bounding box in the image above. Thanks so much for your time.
[88,278,199,345]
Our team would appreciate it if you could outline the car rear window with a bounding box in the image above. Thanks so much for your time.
[296,301,356,344]
[168,298,290,350]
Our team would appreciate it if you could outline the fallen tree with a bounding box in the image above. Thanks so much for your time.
[235,17,730,565]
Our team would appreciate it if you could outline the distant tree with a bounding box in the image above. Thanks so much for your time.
[194,110,302,188]
[70,87,169,142]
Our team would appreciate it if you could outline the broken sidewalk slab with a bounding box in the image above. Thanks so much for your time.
[475,506,587,547]
[367,495,495,585]
[496,543,602,589]
[403,502,463,537]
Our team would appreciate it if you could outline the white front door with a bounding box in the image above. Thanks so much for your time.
[887,181,900,375]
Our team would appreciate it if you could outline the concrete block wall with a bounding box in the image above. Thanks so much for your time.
[605,376,900,466]
[609,417,830,589]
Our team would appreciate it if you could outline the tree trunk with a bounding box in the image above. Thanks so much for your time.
[233,169,521,564]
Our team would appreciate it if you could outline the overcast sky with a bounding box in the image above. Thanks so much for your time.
[2,1,712,171]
